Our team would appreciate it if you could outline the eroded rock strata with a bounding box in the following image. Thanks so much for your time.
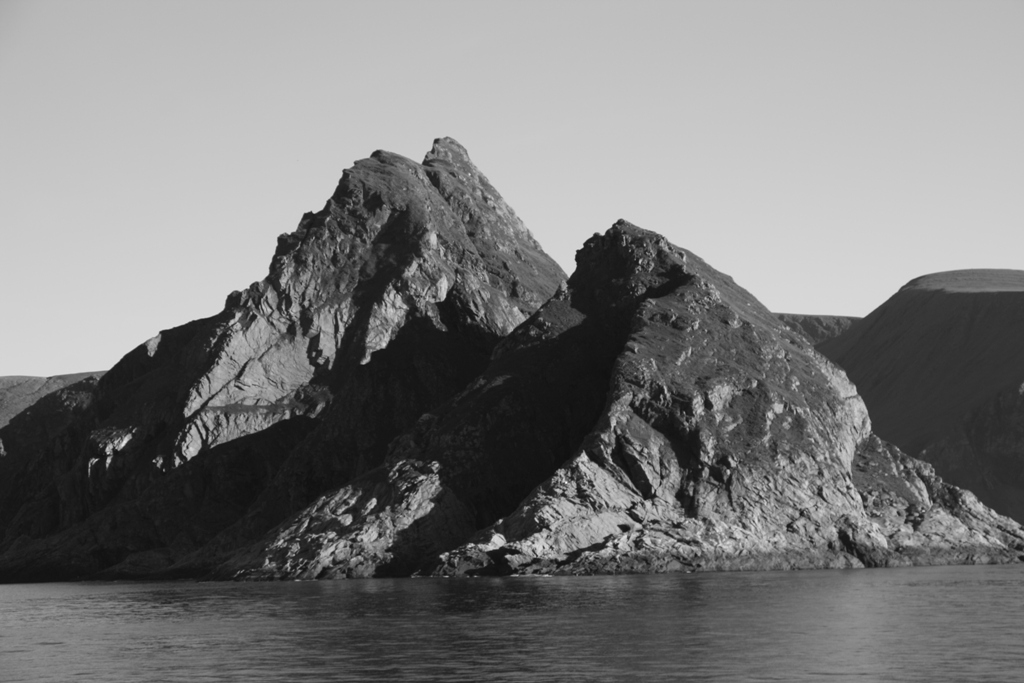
[818,270,1024,524]
[221,223,1024,580]
[0,138,564,581]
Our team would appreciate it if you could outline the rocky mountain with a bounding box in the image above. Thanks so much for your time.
[775,314,859,346]
[219,223,1024,580]
[818,270,1024,523]
[0,138,565,581]
[3,145,1022,582]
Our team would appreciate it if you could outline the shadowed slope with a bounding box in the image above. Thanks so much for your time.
[0,373,105,430]
[0,139,565,582]
[819,270,1024,523]
[220,224,1024,580]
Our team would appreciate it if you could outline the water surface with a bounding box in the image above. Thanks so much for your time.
[3,564,1023,681]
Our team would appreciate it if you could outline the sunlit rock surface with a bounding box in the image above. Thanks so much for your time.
[223,224,1024,580]
[0,139,564,581]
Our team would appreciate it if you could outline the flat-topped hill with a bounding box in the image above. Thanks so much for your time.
[819,270,1024,456]
[819,269,1024,522]
[902,269,1024,293]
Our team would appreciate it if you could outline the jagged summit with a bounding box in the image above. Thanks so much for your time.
[0,139,565,581]
[3,144,1022,583]
[901,269,1024,293]
[422,137,476,171]
[220,222,1024,580]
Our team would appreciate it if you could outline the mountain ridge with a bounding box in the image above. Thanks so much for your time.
[0,138,566,581]
[1,146,1021,582]
[218,223,1024,579]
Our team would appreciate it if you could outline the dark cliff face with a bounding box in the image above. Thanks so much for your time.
[818,270,1024,524]
[0,139,566,581]
[916,386,1024,524]
[0,373,105,536]
[221,223,1024,580]
[0,377,102,542]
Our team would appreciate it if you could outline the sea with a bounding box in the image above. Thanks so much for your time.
[2,564,1023,682]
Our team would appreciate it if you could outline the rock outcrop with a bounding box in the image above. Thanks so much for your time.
[775,314,859,346]
[5,148,1022,582]
[818,270,1024,523]
[221,223,1024,580]
[0,138,565,581]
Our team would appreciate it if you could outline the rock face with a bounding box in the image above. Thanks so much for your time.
[0,372,105,518]
[818,270,1024,523]
[775,314,859,346]
[0,138,565,581]
[917,386,1024,524]
[221,223,1024,580]
[0,376,103,543]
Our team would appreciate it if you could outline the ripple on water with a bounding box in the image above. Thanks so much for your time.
[2,565,1024,682]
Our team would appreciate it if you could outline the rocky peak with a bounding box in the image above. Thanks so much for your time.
[0,140,565,580]
[220,223,1024,581]
[422,137,475,172]
[566,221,691,315]
[116,138,565,467]
[5,156,1021,584]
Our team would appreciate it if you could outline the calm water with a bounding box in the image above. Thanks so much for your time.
[2,565,1023,682]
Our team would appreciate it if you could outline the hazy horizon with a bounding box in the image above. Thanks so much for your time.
[2,0,1022,376]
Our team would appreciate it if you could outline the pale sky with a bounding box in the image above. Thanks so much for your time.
[2,0,1022,376]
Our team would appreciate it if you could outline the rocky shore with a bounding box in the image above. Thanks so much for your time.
[1,141,1022,582]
